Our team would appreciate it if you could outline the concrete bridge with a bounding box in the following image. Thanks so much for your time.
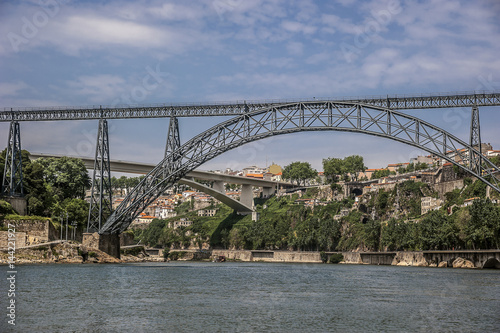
[29,152,294,215]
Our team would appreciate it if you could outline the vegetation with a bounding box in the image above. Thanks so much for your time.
[323,155,366,182]
[135,178,500,253]
[0,149,91,228]
[282,161,317,186]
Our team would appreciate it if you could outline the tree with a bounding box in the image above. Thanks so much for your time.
[33,157,90,200]
[282,161,317,186]
[323,157,345,183]
[489,155,500,167]
[323,155,366,183]
[344,155,366,181]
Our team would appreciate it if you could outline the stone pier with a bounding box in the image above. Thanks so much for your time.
[82,232,121,259]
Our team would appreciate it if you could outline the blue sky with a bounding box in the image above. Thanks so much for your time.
[1,0,499,173]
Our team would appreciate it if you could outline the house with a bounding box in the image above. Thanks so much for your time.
[463,197,480,207]
[156,205,177,219]
[421,197,443,215]
[242,165,268,176]
[198,209,217,217]
[168,218,193,229]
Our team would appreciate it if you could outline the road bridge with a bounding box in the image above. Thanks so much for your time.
[28,152,294,214]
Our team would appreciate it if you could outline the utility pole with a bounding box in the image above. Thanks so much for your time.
[65,212,69,241]
[60,214,63,240]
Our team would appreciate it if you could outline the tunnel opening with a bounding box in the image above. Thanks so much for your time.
[483,258,500,269]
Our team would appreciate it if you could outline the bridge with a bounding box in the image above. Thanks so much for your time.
[2,91,500,257]
[28,152,294,215]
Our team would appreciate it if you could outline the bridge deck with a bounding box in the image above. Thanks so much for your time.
[2,91,499,121]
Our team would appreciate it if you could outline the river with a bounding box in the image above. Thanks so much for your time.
[1,262,499,332]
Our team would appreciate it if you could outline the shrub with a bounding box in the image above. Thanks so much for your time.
[329,253,344,264]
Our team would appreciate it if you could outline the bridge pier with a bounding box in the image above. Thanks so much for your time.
[262,185,275,198]
[213,180,225,193]
[82,232,121,258]
[240,184,253,208]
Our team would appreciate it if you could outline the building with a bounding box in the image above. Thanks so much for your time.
[131,212,156,228]
[242,165,268,176]
[198,209,217,217]
[486,150,500,157]
[268,163,283,175]
[156,205,177,219]
[421,197,443,215]
[463,197,480,207]
[410,155,434,166]
[168,218,193,229]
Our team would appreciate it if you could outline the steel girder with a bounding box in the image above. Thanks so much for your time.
[2,92,500,121]
[1,121,24,196]
[469,107,482,174]
[87,119,113,233]
[101,101,500,234]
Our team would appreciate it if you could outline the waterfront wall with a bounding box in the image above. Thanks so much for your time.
[212,249,500,268]
[212,250,322,263]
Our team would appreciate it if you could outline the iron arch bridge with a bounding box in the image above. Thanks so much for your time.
[102,101,500,234]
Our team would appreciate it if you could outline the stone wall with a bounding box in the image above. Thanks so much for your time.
[0,231,26,248]
[82,232,121,259]
[433,180,463,200]
[3,219,57,246]
[4,197,27,215]
[340,251,362,264]
[211,249,322,263]
[391,251,429,267]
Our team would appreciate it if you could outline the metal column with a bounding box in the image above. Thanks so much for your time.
[164,116,181,169]
[469,106,481,173]
[87,119,113,233]
[1,121,23,197]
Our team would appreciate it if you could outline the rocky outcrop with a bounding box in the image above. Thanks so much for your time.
[0,242,120,264]
[340,252,362,264]
[452,257,475,268]
[438,261,448,268]
[392,252,428,267]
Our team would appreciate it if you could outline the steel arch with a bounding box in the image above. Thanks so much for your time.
[102,101,500,234]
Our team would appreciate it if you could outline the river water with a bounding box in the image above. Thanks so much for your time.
[1,262,499,332]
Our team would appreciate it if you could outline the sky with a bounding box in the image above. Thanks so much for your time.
[1,0,499,174]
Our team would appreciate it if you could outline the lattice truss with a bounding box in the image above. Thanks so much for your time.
[1,121,23,196]
[101,102,500,234]
[1,92,500,121]
[87,119,113,232]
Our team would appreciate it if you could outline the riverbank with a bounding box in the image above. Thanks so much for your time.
[212,249,500,268]
[1,243,499,268]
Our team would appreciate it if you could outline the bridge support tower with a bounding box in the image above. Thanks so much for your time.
[1,121,27,215]
[2,121,24,197]
[87,119,113,233]
[469,106,482,174]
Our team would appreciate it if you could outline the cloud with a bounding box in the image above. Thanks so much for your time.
[0,81,29,97]
[65,74,127,103]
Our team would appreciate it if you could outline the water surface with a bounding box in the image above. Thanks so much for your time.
[1,262,499,332]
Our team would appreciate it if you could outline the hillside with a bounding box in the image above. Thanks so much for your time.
[134,179,500,252]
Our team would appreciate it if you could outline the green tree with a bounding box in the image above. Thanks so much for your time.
[343,155,366,181]
[282,161,317,186]
[323,157,345,183]
[33,157,90,200]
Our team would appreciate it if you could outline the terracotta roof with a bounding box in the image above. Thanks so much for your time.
[246,173,264,178]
